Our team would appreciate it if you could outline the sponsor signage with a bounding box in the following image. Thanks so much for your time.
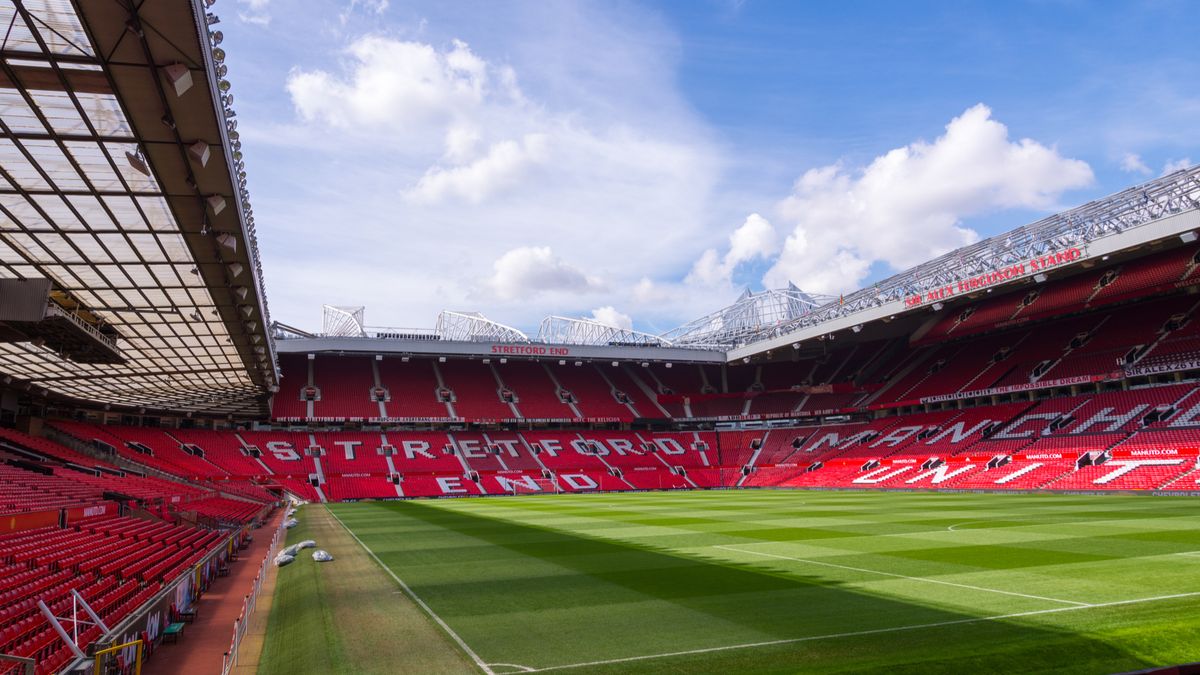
[904,247,1083,309]
[489,344,571,356]
[1110,447,1200,458]
[918,374,1105,404]
[1124,357,1200,377]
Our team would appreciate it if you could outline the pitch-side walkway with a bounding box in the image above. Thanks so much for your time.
[142,508,284,675]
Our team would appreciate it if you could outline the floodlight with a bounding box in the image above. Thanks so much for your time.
[162,63,193,96]
[207,195,226,215]
[216,232,238,253]
[1181,232,1198,243]
[124,150,150,177]
[188,141,211,167]
[226,262,244,278]
[1033,273,1048,283]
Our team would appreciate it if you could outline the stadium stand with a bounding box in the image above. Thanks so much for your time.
[0,6,1198,666]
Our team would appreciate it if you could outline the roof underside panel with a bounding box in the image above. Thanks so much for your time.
[0,0,274,416]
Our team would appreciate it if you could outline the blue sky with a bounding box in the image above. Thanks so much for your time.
[220,0,1198,334]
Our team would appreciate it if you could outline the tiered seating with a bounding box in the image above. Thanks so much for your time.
[325,476,401,501]
[524,431,610,471]
[0,465,103,514]
[0,427,117,470]
[317,432,392,474]
[181,496,264,524]
[271,353,311,419]
[438,360,514,421]
[902,333,1019,401]
[379,431,461,474]
[545,363,631,421]
[237,431,319,476]
[947,458,1075,490]
[689,396,749,418]
[748,391,804,416]
[715,430,764,467]
[647,363,706,396]
[56,423,225,480]
[606,365,668,418]
[921,244,1199,343]
[377,358,450,419]
[0,513,232,674]
[495,362,578,420]
[170,428,269,477]
[1044,459,1194,490]
[269,478,322,502]
[312,355,378,419]
[477,470,553,495]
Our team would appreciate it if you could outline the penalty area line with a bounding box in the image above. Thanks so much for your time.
[713,544,1089,606]
[528,590,1200,672]
[326,506,496,675]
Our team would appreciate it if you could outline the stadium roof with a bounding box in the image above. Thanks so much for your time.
[0,0,276,416]
[663,284,834,349]
[727,165,1200,358]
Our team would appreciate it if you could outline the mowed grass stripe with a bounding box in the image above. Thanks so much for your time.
[528,590,1200,673]
[710,544,1089,605]
[258,505,476,675]
[326,491,1200,673]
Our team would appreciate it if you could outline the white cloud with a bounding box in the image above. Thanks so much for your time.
[237,0,271,25]
[407,133,549,204]
[339,0,389,24]
[487,246,604,301]
[1120,152,1152,175]
[763,104,1093,294]
[687,213,777,286]
[259,16,722,331]
[588,306,633,330]
[287,37,500,131]
[1163,157,1193,175]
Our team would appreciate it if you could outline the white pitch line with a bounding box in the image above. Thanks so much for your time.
[713,544,1089,607]
[490,663,536,673]
[528,591,1200,672]
[326,507,496,675]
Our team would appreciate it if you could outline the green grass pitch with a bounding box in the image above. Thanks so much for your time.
[267,491,1200,673]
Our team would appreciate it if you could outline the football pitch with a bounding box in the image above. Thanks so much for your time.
[261,491,1200,674]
